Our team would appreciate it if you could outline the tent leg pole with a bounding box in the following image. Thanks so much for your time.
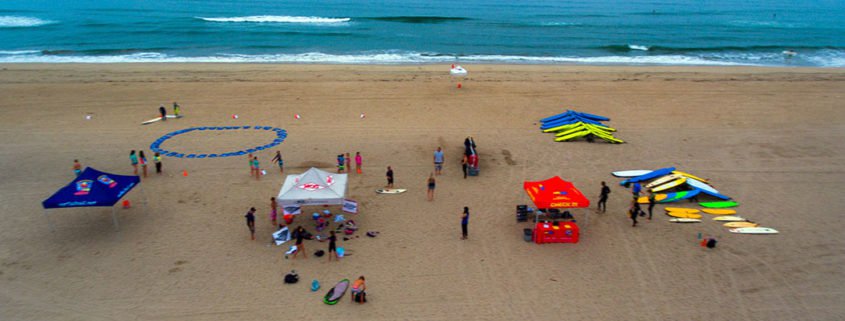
[43,209,56,232]
[112,207,120,231]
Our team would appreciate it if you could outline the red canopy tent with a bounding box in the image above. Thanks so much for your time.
[524,176,591,227]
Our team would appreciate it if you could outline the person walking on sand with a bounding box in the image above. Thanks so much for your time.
[647,190,656,220]
[73,159,82,177]
[461,207,470,240]
[632,182,642,197]
[597,181,610,213]
[433,147,444,175]
[355,152,362,174]
[427,173,436,201]
[154,152,162,174]
[172,102,180,117]
[628,198,640,227]
[327,230,338,262]
[271,150,284,174]
[245,207,256,240]
[386,166,394,188]
[345,153,351,174]
[461,154,468,179]
[159,105,167,121]
[253,156,260,180]
[270,197,278,227]
[292,226,307,259]
[139,151,148,178]
[129,150,139,175]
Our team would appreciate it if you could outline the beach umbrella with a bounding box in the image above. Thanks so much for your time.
[523,176,591,225]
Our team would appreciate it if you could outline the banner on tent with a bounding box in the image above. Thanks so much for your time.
[342,199,358,214]
[283,205,302,215]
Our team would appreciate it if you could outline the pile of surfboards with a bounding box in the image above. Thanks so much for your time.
[613,168,778,234]
[539,110,624,143]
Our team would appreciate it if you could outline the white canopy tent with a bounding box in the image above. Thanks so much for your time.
[277,167,347,206]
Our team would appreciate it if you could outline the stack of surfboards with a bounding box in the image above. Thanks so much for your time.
[539,110,624,143]
[613,167,731,203]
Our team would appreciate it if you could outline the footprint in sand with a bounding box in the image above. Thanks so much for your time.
[501,149,516,166]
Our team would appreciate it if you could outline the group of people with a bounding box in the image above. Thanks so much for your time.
[127,150,162,178]
[337,152,363,174]
[596,181,657,227]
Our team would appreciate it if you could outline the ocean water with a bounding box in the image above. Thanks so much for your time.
[1,0,844,66]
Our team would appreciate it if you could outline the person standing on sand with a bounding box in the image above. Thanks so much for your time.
[327,230,338,262]
[139,151,148,178]
[271,151,284,174]
[386,166,394,188]
[73,159,82,177]
[253,157,260,180]
[433,147,444,175]
[159,105,167,121]
[461,207,470,240]
[248,153,254,177]
[647,190,656,220]
[345,153,351,174]
[427,173,436,201]
[245,207,256,240]
[337,154,345,173]
[270,197,278,227]
[129,150,139,176]
[154,152,162,174]
[173,102,180,117]
[355,152,362,174]
[598,181,610,213]
[292,226,307,259]
[628,198,640,227]
[461,155,468,179]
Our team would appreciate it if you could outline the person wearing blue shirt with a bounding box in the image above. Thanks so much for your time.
[433,147,444,175]
[461,207,469,240]
[632,182,642,197]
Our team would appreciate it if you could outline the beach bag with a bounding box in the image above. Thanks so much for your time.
[284,272,299,284]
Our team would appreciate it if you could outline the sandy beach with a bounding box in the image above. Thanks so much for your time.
[1,64,844,321]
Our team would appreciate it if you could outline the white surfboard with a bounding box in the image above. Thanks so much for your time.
[450,66,467,76]
[686,177,719,195]
[730,227,778,234]
[669,218,701,223]
[646,174,682,189]
[141,115,182,125]
[713,216,746,222]
[651,177,687,192]
[376,188,407,194]
[612,170,651,178]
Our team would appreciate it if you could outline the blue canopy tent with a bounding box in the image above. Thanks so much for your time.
[42,167,143,231]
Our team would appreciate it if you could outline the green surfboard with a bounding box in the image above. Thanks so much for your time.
[699,201,738,208]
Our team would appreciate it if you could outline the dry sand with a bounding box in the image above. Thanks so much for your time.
[0,64,844,321]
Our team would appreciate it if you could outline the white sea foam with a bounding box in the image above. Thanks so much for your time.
[0,16,55,28]
[196,16,351,24]
[628,44,649,51]
[0,50,41,55]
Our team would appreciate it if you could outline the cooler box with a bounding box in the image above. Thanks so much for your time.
[533,221,579,244]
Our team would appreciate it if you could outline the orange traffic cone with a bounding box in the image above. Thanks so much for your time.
[182,170,188,177]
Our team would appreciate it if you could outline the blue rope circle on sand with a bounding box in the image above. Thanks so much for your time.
[150,126,287,158]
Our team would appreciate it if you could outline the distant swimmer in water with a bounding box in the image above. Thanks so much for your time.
[782,50,797,57]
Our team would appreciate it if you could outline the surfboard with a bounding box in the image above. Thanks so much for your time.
[699,201,738,208]
[730,227,778,234]
[376,188,407,194]
[323,279,350,305]
[666,211,702,219]
[658,189,701,203]
[620,167,676,186]
[669,218,701,223]
[713,216,746,222]
[555,130,589,142]
[636,193,668,204]
[685,177,718,194]
[695,188,731,200]
[672,171,709,183]
[702,208,736,215]
[651,177,687,192]
[664,207,699,214]
[723,222,759,228]
[646,174,683,189]
[141,114,182,125]
[612,170,652,178]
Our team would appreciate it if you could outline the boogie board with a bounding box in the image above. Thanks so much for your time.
[723,222,759,228]
[666,211,701,219]
[699,201,738,208]
[702,209,736,215]
[323,279,350,305]
[376,189,407,194]
[729,227,778,235]
[713,216,747,222]
[669,218,701,223]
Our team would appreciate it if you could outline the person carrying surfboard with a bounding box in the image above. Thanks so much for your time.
[159,105,167,121]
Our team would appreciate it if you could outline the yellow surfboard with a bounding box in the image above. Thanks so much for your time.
[723,222,758,228]
[672,171,709,183]
[651,177,687,192]
[664,207,700,214]
[702,209,736,215]
[666,211,702,219]
[637,194,667,204]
